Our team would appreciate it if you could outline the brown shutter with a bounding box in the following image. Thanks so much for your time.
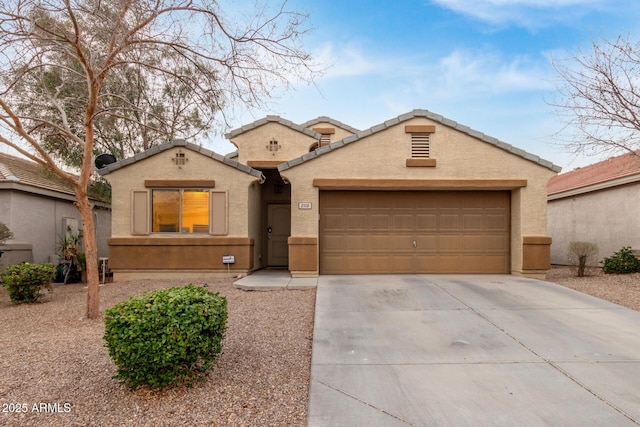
[209,191,228,235]
[131,190,150,235]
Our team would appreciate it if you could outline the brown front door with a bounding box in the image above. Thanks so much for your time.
[319,191,510,274]
[267,204,291,266]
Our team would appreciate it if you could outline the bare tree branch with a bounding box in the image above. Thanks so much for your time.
[0,0,318,319]
[550,34,640,158]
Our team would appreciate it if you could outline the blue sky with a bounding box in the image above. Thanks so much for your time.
[209,0,640,172]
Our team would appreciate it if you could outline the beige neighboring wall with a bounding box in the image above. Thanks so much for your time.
[281,117,557,277]
[229,122,318,166]
[548,181,640,265]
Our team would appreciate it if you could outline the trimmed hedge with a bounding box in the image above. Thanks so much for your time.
[104,285,227,389]
[0,262,55,303]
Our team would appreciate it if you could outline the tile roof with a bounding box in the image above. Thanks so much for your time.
[225,115,321,140]
[97,139,265,181]
[547,151,640,196]
[278,109,562,173]
[0,152,76,196]
[300,116,360,134]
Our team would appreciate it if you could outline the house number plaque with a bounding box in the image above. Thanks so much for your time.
[298,202,312,210]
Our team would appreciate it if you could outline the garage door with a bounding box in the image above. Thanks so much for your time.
[319,191,510,274]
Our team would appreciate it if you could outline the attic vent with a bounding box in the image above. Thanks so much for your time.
[266,139,280,152]
[320,134,331,146]
[173,150,188,167]
[411,133,430,158]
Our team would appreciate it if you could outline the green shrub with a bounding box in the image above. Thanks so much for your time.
[0,222,13,244]
[0,262,55,303]
[103,285,227,390]
[602,246,640,274]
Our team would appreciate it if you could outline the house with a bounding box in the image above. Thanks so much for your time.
[547,151,640,265]
[0,152,111,268]
[99,109,560,281]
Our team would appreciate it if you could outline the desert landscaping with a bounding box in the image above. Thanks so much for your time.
[1,267,639,426]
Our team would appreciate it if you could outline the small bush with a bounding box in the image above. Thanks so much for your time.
[104,285,227,390]
[602,246,640,274]
[0,262,55,303]
[0,222,13,244]
[567,241,598,277]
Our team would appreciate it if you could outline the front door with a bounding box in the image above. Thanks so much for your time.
[267,204,291,266]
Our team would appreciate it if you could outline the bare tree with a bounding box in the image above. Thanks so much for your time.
[551,34,640,157]
[0,0,316,319]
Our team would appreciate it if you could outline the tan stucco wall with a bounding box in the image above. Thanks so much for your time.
[105,147,260,237]
[281,117,556,276]
[548,182,640,265]
[309,121,356,142]
[229,122,318,165]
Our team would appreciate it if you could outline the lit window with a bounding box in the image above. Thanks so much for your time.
[152,189,209,233]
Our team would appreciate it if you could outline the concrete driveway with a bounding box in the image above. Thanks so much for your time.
[307,275,640,426]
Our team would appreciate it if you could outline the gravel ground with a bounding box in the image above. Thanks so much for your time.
[546,266,640,311]
[0,278,316,427]
[2,267,639,427]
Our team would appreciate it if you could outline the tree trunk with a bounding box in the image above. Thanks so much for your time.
[75,189,100,319]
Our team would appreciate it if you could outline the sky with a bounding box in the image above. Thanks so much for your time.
[207,0,640,172]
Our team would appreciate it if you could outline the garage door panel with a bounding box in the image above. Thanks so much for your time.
[320,191,510,274]
[438,235,462,250]
[345,235,368,251]
[370,214,391,230]
[347,214,368,230]
[322,235,344,251]
[416,214,437,231]
[417,236,438,251]
[323,214,344,230]
[439,214,460,230]
[463,214,484,230]
[394,214,414,230]
[487,214,508,230]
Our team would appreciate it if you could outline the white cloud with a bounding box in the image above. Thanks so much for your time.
[429,0,604,27]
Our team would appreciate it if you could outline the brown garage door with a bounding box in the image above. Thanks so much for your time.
[319,191,510,274]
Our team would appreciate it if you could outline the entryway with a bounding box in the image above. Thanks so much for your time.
[267,203,290,266]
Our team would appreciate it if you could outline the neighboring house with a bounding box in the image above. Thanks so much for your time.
[0,152,111,267]
[547,152,640,265]
[99,109,560,281]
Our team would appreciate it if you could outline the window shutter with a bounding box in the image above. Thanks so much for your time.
[131,190,150,235]
[209,191,228,235]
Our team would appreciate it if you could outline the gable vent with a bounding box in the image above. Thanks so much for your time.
[411,133,430,158]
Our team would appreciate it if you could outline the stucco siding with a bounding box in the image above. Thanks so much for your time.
[281,117,555,275]
[309,121,355,141]
[230,122,318,165]
[548,182,640,265]
[106,148,260,237]
[1,190,110,263]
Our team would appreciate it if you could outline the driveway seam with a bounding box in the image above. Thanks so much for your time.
[433,282,640,425]
[312,378,417,426]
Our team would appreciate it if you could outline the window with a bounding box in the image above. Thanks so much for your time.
[152,189,209,233]
[131,189,228,236]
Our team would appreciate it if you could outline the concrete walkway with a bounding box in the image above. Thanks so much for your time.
[308,274,640,426]
[233,269,317,290]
